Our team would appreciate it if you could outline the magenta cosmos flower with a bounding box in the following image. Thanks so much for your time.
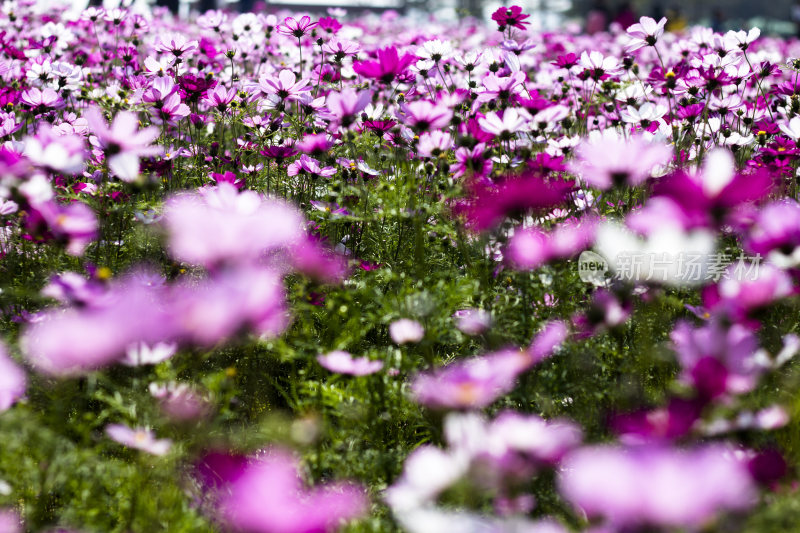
[217,449,367,533]
[353,46,417,84]
[85,106,162,182]
[653,149,774,226]
[317,350,383,376]
[460,172,574,231]
[670,320,761,399]
[559,444,756,529]
[106,424,172,456]
[490,6,531,30]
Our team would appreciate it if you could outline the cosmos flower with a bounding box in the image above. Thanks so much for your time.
[569,131,672,189]
[149,382,210,421]
[459,172,574,231]
[287,155,337,178]
[353,46,417,84]
[399,100,453,132]
[326,88,372,128]
[203,85,237,113]
[277,15,318,38]
[154,33,198,59]
[215,449,367,533]
[163,183,305,267]
[258,69,311,102]
[625,16,668,52]
[317,351,384,376]
[671,320,762,398]
[84,107,163,182]
[490,6,531,31]
[122,342,178,367]
[0,343,25,412]
[559,444,756,528]
[389,319,425,344]
[452,309,491,336]
[105,424,172,456]
[411,349,532,409]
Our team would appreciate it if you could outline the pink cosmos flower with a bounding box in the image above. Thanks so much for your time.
[326,89,372,128]
[297,134,334,155]
[507,218,597,270]
[154,33,198,59]
[625,16,668,52]
[389,319,424,344]
[287,235,348,283]
[477,108,531,137]
[0,510,21,533]
[322,38,361,59]
[150,92,190,126]
[417,130,453,158]
[122,342,178,366]
[41,272,104,307]
[149,382,210,421]
[203,85,237,113]
[411,349,532,409]
[0,343,26,412]
[21,273,173,376]
[163,183,305,267]
[399,100,453,133]
[317,350,384,376]
[743,200,800,267]
[559,444,756,528]
[23,126,86,175]
[710,263,795,319]
[490,410,582,463]
[85,107,163,182]
[476,71,527,103]
[529,320,569,363]
[277,15,318,38]
[452,143,492,180]
[20,87,63,112]
[569,132,672,189]
[217,449,367,533]
[654,149,774,226]
[453,309,491,336]
[578,51,623,78]
[169,266,289,345]
[105,424,172,456]
[287,155,337,178]
[29,200,98,256]
[259,70,311,102]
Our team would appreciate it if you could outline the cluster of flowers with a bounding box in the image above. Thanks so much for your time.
[1,0,800,531]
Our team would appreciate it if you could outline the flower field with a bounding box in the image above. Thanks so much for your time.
[2,1,800,531]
